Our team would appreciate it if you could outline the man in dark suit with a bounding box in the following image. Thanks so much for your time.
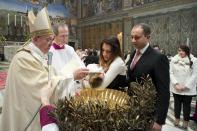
[127,23,170,131]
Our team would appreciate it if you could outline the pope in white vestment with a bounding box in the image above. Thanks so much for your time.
[0,8,78,131]
[0,43,75,131]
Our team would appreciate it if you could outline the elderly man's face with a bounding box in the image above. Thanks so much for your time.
[35,34,54,54]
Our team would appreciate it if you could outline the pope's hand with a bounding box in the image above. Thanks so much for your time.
[73,68,89,80]
[40,81,54,106]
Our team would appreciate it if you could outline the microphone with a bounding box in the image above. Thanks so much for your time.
[48,52,53,81]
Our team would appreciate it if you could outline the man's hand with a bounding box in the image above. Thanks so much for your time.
[152,122,162,131]
[40,81,54,106]
[73,68,89,80]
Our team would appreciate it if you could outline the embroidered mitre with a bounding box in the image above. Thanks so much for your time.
[28,7,53,37]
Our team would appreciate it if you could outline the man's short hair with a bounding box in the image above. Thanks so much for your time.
[53,24,68,36]
[133,23,151,36]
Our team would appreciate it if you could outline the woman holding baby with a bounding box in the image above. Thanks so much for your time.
[96,36,127,91]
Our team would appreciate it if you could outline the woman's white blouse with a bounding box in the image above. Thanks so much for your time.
[100,56,127,88]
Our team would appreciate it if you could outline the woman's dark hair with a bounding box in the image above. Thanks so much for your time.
[179,44,193,68]
[99,36,122,68]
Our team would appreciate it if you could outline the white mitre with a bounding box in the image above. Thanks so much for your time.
[28,7,53,37]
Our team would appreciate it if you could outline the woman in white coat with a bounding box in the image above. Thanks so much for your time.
[170,45,197,129]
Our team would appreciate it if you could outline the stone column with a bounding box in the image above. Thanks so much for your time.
[123,17,132,54]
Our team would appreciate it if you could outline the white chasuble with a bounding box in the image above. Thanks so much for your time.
[0,43,74,131]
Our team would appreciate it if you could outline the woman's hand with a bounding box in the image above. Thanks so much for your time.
[180,85,190,91]
[175,84,188,92]
[175,83,182,92]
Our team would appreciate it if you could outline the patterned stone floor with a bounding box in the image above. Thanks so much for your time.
[0,61,197,130]
[163,96,197,131]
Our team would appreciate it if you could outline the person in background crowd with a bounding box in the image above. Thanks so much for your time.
[170,45,197,129]
[84,49,99,66]
[191,101,197,123]
[127,23,170,131]
[191,54,197,123]
[152,44,161,52]
[124,50,131,65]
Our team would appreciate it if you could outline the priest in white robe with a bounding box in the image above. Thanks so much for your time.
[0,8,88,131]
[49,24,86,96]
